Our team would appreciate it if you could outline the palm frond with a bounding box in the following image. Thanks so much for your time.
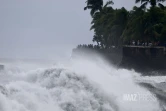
[158,3,165,9]
[140,2,148,9]
[90,8,97,16]
[104,0,114,7]
[141,0,149,4]
[84,6,93,10]
[84,7,87,10]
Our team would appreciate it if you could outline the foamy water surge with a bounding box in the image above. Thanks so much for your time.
[0,57,164,111]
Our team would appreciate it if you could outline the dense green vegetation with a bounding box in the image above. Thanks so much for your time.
[83,0,166,49]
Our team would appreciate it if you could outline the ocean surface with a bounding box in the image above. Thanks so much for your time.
[0,56,166,111]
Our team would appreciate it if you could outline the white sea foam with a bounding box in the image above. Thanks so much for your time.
[0,57,163,111]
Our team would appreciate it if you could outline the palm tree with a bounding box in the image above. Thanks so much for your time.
[84,0,103,16]
[122,6,146,42]
[84,0,113,16]
[135,0,166,9]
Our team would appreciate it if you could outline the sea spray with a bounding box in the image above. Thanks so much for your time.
[0,56,162,111]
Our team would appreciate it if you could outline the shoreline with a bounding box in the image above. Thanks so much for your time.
[72,46,166,76]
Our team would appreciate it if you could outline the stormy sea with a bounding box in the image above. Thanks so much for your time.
[0,56,166,111]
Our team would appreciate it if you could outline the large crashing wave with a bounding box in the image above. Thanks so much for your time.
[0,57,162,111]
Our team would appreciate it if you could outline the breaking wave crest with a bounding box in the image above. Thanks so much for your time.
[0,57,163,111]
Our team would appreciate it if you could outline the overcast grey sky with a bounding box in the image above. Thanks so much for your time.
[0,0,164,60]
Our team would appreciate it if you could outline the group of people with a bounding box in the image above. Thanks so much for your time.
[77,44,100,49]
[76,40,166,50]
[127,40,165,47]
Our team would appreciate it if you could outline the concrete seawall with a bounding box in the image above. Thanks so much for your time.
[72,46,166,75]
[120,46,166,74]
[72,48,122,66]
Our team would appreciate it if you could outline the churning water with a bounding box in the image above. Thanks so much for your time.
[0,56,165,111]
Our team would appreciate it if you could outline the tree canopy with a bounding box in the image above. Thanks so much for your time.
[83,0,166,49]
[135,0,166,9]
